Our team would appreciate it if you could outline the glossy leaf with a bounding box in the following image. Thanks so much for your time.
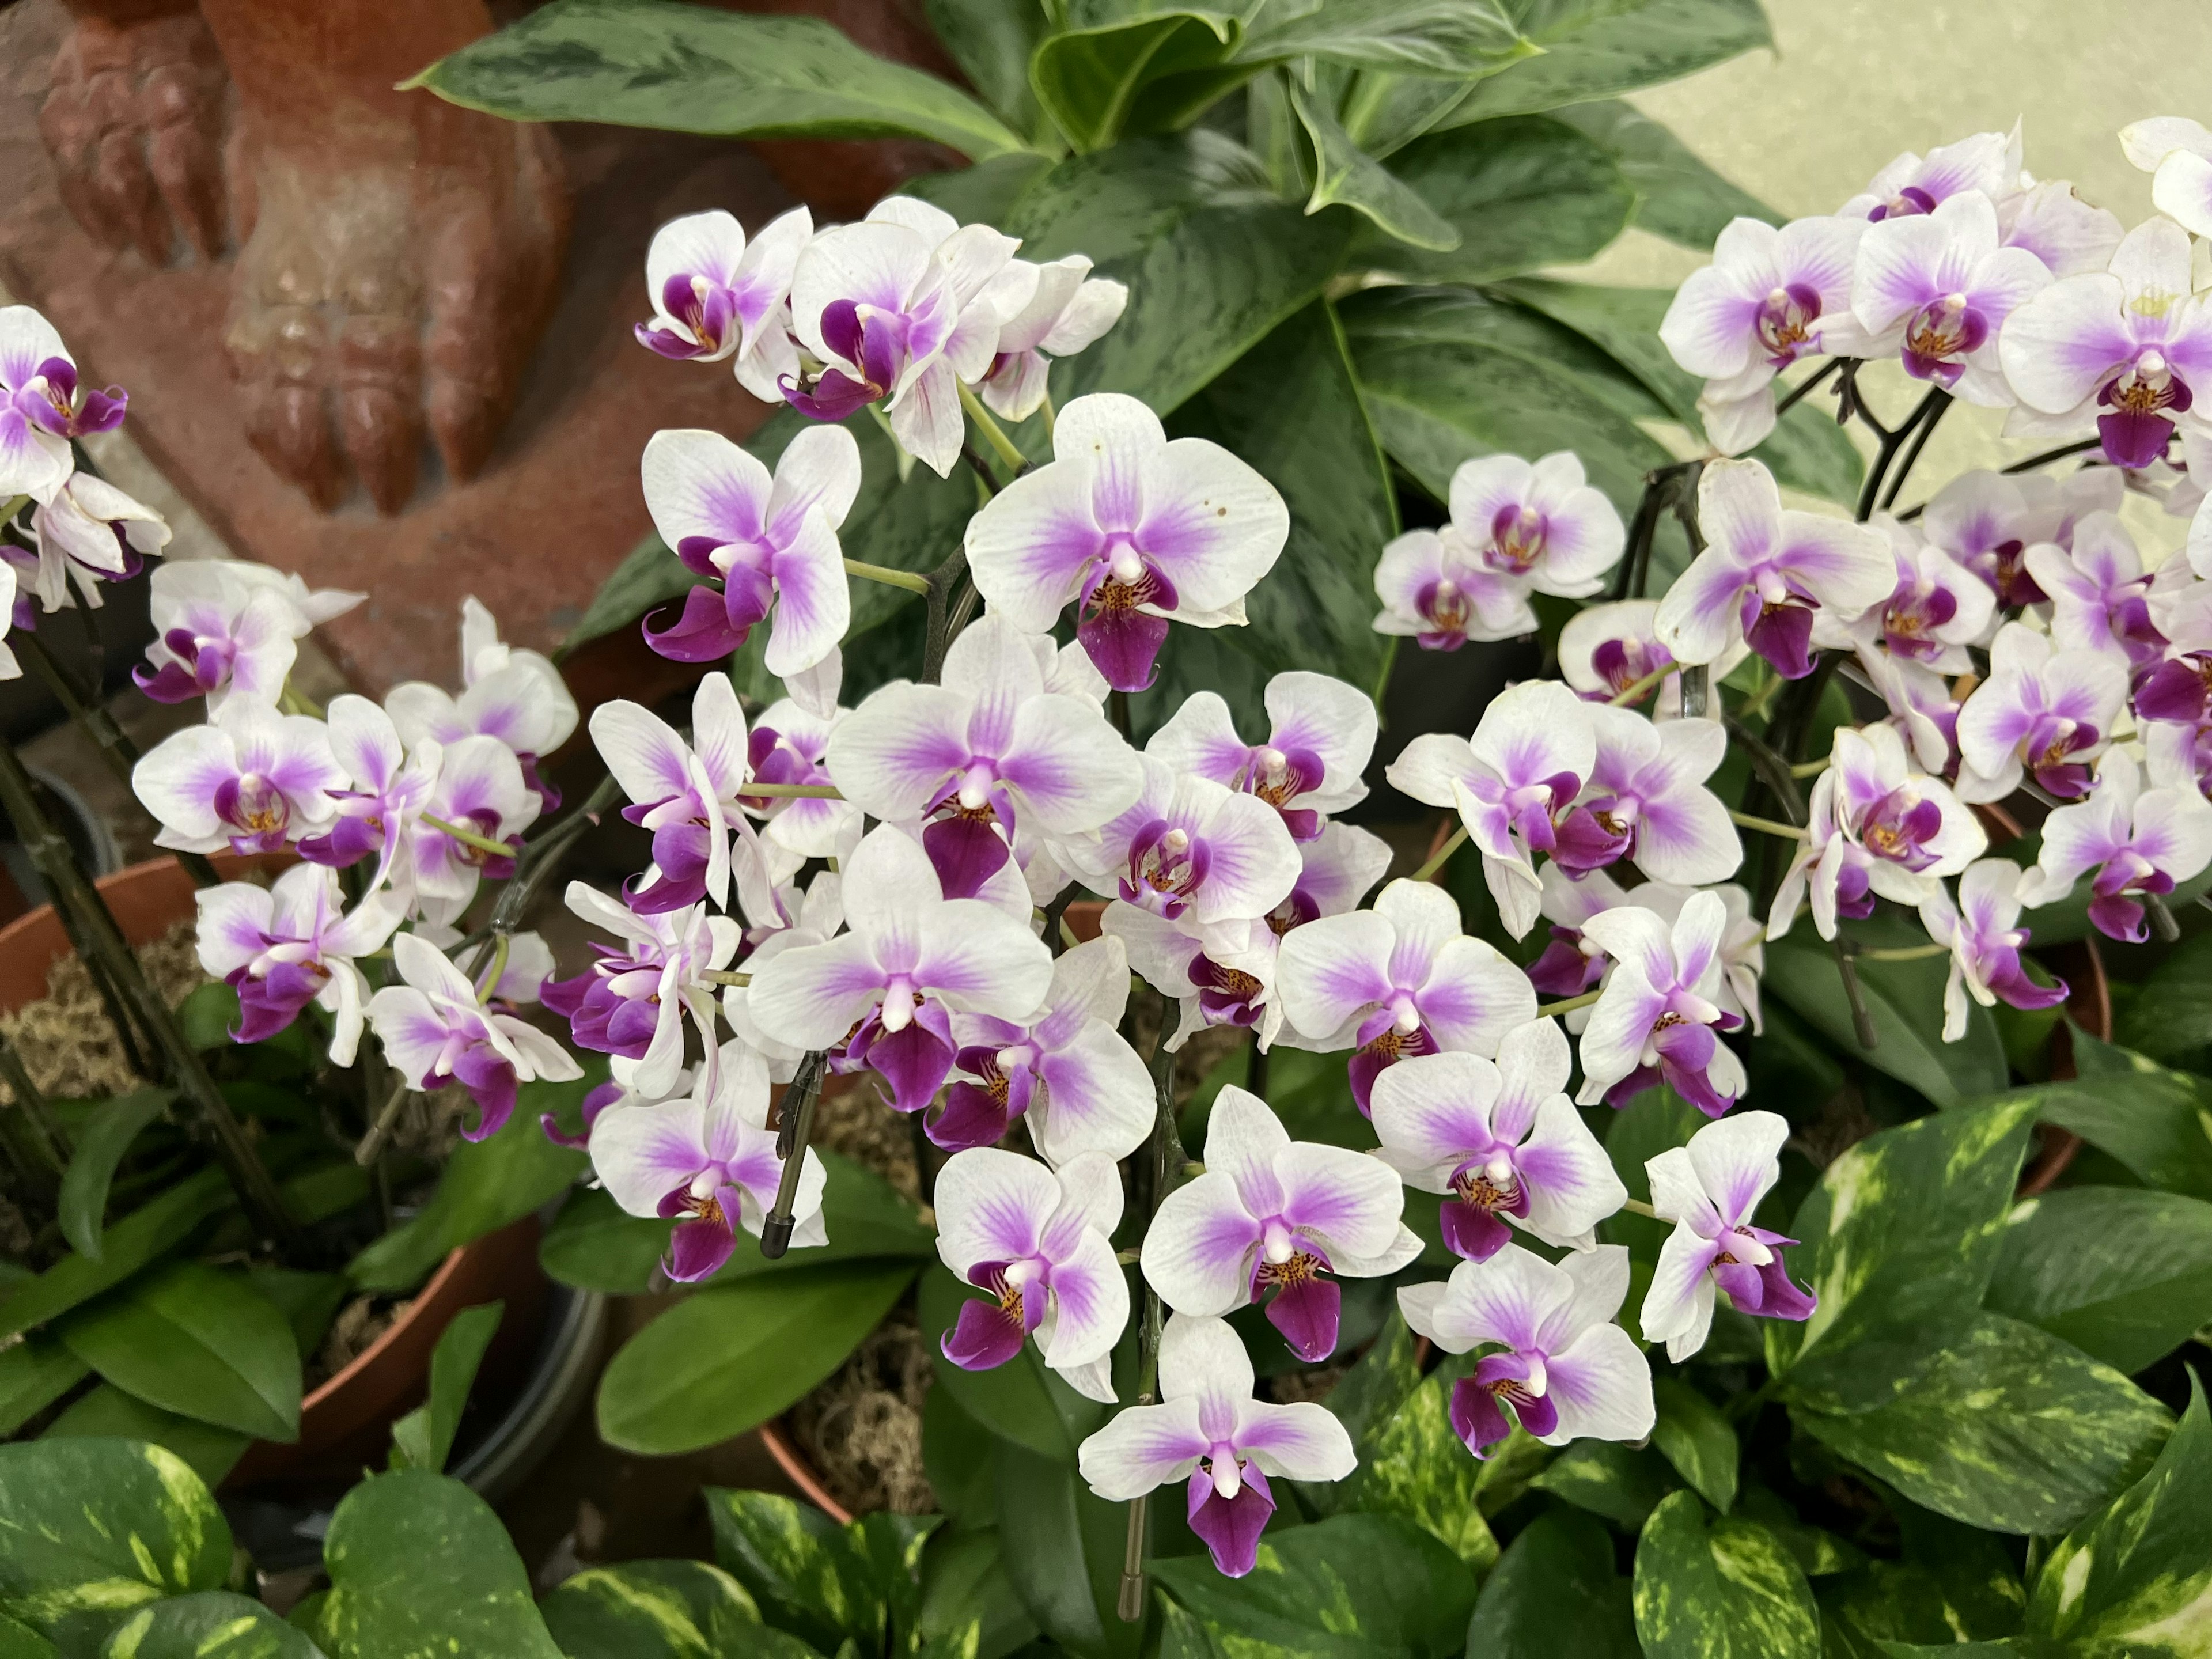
[389,1300,503,1474]
[0,1337,88,1437]
[1652,1379,1738,1514]
[1633,1492,1820,1659]
[599,1261,918,1454]
[704,1490,933,1657]
[56,1262,302,1442]
[1298,1308,1424,1518]
[1550,99,1776,248]
[540,1185,672,1294]
[1447,0,1775,122]
[2025,1033,2212,1200]
[538,1559,816,1659]
[2115,927,2212,1061]
[43,1388,252,1492]
[1029,7,1246,153]
[0,1614,58,1659]
[0,1168,229,1343]
[1529,1439,1681,1529]
[1466,1508,1638,1658]
[1986,1186,2212,1374]
[0,1439,232,1656]
[1338,1357,1505,1570]
[920,1385,998,1525]
[1290,84,1460,251]
[916,1529,1040,1659]
[987,1444,1136,1659]
[922,0,1048,140]
[917,1265,1108,1461]
[99,1592,323,1659]
[56,1092,172,1262]
[245,1268,349,1362]
[411,0,1027,158]
[1240,0,1532,74]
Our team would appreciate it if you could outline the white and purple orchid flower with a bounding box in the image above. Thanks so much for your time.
[194,864,401,1065]
[384,597,578,810]
[543,883,740,1101]
[1369,1022,1624,1262]
[1851,191,2050,397]
[1839,126,2020,224]
[935,1147,1128,1402]
[719,868,844,1084]
[1077,1313,1354,1579]
[1921,465,2121,609]
[0,305,123,503]
[931,935,1153,1163]
[132,697,345,855]
[1955,622,2128,801]
[738,695,862,865]
[1373,523,1535,649]
[975,253,1128,421]
[366,932,582,1141]
[404,733,543,928]
[1553,708,1741,888]
[1655,459,1893,680]
[1768,722,1986,941]
[827,611,1141,899]
[745,825,1053,1113]
[1439,452,1626,597]
[1143,1085,1420,1362]
[964,392,1290,692]
[1559,600,1749,718]
[592,1042,828,1280]
[634,206,814,401]
[1918,858,2070,1039]
[132,562,359,709]
[2025,512,2165,672]
[1821,519,1995,672]
[25,472,170,612]
[636,424,859,693]
[1640,1111,1816,1362]
[1078,756,1301,957]
[1575,891,1747,1116]
[296,694,438,897]
[2120,118,2212,240]
[1274,877,1537,1115]
[2018,748,2212,941]
[1628,880,1766,1034]
[1527,862,1630,1003]
[1146,671,1375,842]
[1399,1244,1653,1459]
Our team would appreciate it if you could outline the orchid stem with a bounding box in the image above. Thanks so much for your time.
[475,933,511,1003]
[1536,988,1602,1018]
[740,781,844,799]
[0,1033,68,1185]
[959,383,1029,476]
[1791,755,1830,777]
[1040,389,1058,443]
[278,681,325,719]
[1607,662,1673,709]
[1729,810,1809,842]
[1620,1196,1660,1220]
[419,812,517,859]
[761,1050,828,1259]
[1120,1000,1185,1623]
[354,1077,414,1167]
[1413,824,1468,884]
[1772,358,1840,419]
[1678,664,1710,719]
[2147,891,2181,943]
[1855,942,1949,962]
[1878,389,1952,512]
[1831,938,1881,1050]
[842,558,933,596]
[700,969,752,987]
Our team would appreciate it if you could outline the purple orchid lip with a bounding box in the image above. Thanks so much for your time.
[1187,1461,1275,1579]
[2097,365,2190,469]
[1740,593,1817,679]
[1078,561,1178,692]
[1900,294,1987,384]
[1857,788,1944,872]
[1754,282,1824,366]
[1869,183,1938,220]
[1415,576,1473,649]
[2134,654,2212,723]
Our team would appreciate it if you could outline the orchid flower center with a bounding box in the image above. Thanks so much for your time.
[1857,787,1943,870]
[1487,504,1548,574]
[221,774,289,838]
[1420,576,1471,638]
[1203,1446,1247,1499]
[1904,291,1983,366]
[1873,184,1938,220]
[1754,283,1824,364]
[1453,1153,1520,1213]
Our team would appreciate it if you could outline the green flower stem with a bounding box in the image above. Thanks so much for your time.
[959,382,1029,476]
[740,781,844,798]
[843,558,933,596]
[1729,809,1809,842]
[1536,988,1603,1018]
[1606,661,1675,709]
[1121,992,1188,1623]
[419,812,518,858]
[1412,824,1468,884]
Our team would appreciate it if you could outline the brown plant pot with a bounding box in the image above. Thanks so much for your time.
[0,851,549,1487]
[760,1419,855,1524]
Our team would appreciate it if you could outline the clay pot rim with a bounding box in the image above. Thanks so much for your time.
[300,1242,474,1417]
[759,1418,854,1524]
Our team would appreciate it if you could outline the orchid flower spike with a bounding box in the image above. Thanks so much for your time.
[385,597,579,809]
[1143,1085,1421,1362]
[132,697,346,856]
[1627,880,1766,1034]
[543,884,741,1103]
[634,205,813,400]
[1372,520,1537,650]
[1639,1111,1816,1361]
[132,563,343,710]
[0,304,122,503]
[2017,748,2212,942]
[1820,517,1995,673]
[1576,891,1747,1116]
[297,695,439,900]
[1077,1314,1354,1578]
[1921,464,2121,608]
[1919,858,2069,1039]
[1551,707,1741,888]
[1146,670,1376,842]
[1954,622,2127,802]
[195,865,402,1065]
[1399,1244,1654,1459]
[975,253,1128,421]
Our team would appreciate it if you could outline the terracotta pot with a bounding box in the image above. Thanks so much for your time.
[759,1419,855,1524]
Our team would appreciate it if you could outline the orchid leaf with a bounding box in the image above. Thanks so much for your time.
[704,1491,935,1658]
[989,1441,1140,1659]
[539,1560,822,1659]
[915,1529,1040,1659]
[55,1262,301,1442]
[0,1168,229,1343]
[388,1300,503,1474]
[2019,1032,2212,1200]
[1447,0,1775,123]
[56,1090,172,1263]
[1287,83,1461,251]
[408,0,1028,160]
[43,1387,252,1491]
[98,1592,324,1659]
[1984,1186,2212,1375]
[1549,99,1777,248]
[1468,1509,1638,1657]
[1238,0,1535,76]
[917,1265,1107,1461]
[0,1338,88,1437]
[1632,1493,1820,1659]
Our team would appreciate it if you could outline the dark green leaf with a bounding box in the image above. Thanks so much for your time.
[56,1262,301,1442]
[1289,84,1460,251]
[1820,1563,2009,1659]
[1240,0,1533,74]
[1633,1492,1820,1659]
[2021,1050,2212,1203]
[598,1262,918,1455]
[1297,1309,1423,1518]
[175,982,240,1052]
[0,1613,58,1659]
[56,1092,172,1262]
[1548,99,1776,247]
[704,1490,934,1657]
[539,1559,815,1659]
[2115,927,2212,1061]
[1336,1358,1499,1569]
[1529,1439,1681,1529]
[389,1300,502,1474]
[1467,1508,1638,1658]
[349,1067,597,1291]
[1448,0,1775,122]
[1029,9,1245,153]
[988,1441,1137,1659]
[1737,1486,1864,1580]
[1361,117,1634,283]
[903,153,1056,228]
[2027,1375,2212,1650]
[1986,1185,2212,1374]
[922,0,1049,139]
[916,1529,1042,1659]
[917,1265,1105,1460]
[920,1384,998,1525]
[1791,1313,2172,1536]
[411,0,1027,159]
[43,1389,251,1492]
[0,1337,88,1437]
[540,1185,672,1294]
[99,1592,323,1659]
[0,1438,232,1656]
[1652,1378,1738,1513]
[1334,70,1477,160]
[244,1268,348,1361]
[0,1168,229,1343]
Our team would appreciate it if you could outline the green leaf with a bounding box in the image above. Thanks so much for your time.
[1295,1309,1423,1518]
[389,1300,502,1474]
[2022,1033,2212,1200]
[1336,1359,1499,1570]
[175,982,240,1052]
[988,1441,1137,1659]
[1447,0,1775,122]
[0,1168,230,1343]
[410,0,1027,160]
[1548,100,1777,248]
[1015,132,1356,415]
[541,1185,673,1294]
[1152,1513,1478,1659]
[916,1530,1041,1659]
[919,1385,998,1525]
[1028,8,1246,153]
[56,1262,301,1442]
[704,1490,934,1657]
[922,0,1049,140]
[0,1337,88,1437]
[1467,1508,1637,1658]
[1289,84,1460,251]
[1359,116,1634,283]
[43,1389,251,1493]
[349,1067,597,1291]
[916,1264,1105,1460]
[2028,1375,2212,1652]
[0,1439,232,1656]
[538,1560,813,1659]
[598,1261,918,1454]
[0,1613,59,1659]
[56,1092,173,1262]
[99,1592,323,1659]
[715,1150,939,1281]
[1985,1186,2212,1374]
[1240,0,1533,75]
[1652,1378,1738,1514]
[1633,1492,1820,1659]
[2115,927,2212,1062]
[245,1268,348,1361]
[1790,1312,2172,1536]
[1529,1439,1681,1529]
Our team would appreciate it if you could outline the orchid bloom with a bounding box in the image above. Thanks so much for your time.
[1373,522,1536,648]
[1079,757,1301,957]
[634,206,813,401]
[194,865,401,1065]
[384,597,578,810]
[783,196,1018,475]
[1654,458,1893,680]
[2120,117,2212,240]
[1639,1111,1816,1362]
[1144,1085,1420,1362]
[719,869,844,1083]
[543,884,741,1101]
[1370,1022,1625,1262]
[134,563,356,709]
[739,696,862,865]
[636,425,859,697]
[1444,452,1627,596]
[2018,748,2212,941]
[827,611,1141,900]
[1274,877,1537,1113]
[1921,465,2122,608]
[1559,600,1748,718]
[593,1043,828,1279]
[1077,1315,1354,1578]
[1576,892,1746,1116]
[2025,512,2165,672]
[1527,863,1629,1002]
[0,305,120,502]
[1862,649,1966,777]
[975,253,1128,421]
[964,392,1290,692]
[1769,722,1986,941]
[1658,215,1867,453]
[1918,858,2069,1039]
[1386,679,1594,938]
[404,734,542,927]
[1399,1244,1654,1459]
[1628,880,1766,1034]
[296,694,439,896]
[1822,519,1996,672]
[366,932,582,1141]
[935,1147,1128,1403]
[745,825,1053,1113]
[1147,671,1376,843]
[132,697,344,855]
[1851,191,2050,397]
[931,935,1154,1163]
[26,472,171,612]
[1839,127,2019,222]
[2001,216,2212,469]
[1551,708,1741,888]
[1955,622,2127,802]
[543,1073,656,1152]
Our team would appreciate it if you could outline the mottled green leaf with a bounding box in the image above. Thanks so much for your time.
[99,1592,323,1659]
[1338,1359,1498,1569]
[411,0,1027,159]
[1531,1439,1681,1529]
[0,1439,232,1656]
[1633,1492,1820,1659]
[1296,1309,1424,1518]
[1290,84,1460,251]
[389,1300,502,1474]
[1448,0,1775,122]
[915,1529,1041,1659]
[0,1337,88,1437]
[704,1490,934,1658]
[0,1613,59,1659]
[43,1389,250,1493]
[1652,1378,1738,1513]
[1549,100,1777,248]
[922,0,1049,141]
[1240,0,1532,74]
[1029,8,1247,153]
[988,1440,1137,1659]
[1467,1508,1637,1658]
[56,1092,172,1262]
[0,1169,229,1343]
[2115,928,2212,1063]
[56,1263,301,1442]
[1986,1186,2212,1374]
[917,1264,1106,1461]
[539,1559,813,1659]
[2016,1033,2212,1202]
